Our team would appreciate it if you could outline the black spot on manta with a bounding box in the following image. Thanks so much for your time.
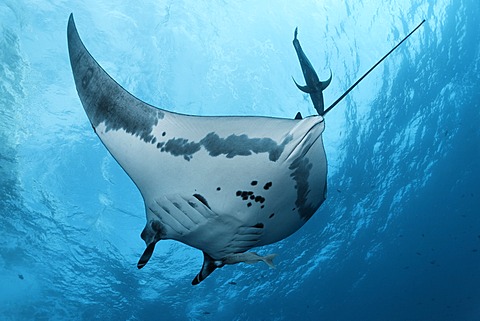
[261,205,265,209]
[250,195,255,200]
[251,180,258,186]
[253,223,264,228]
[236,191,241,196]
[162,131,166,136]
[247,202,252,207]
[269,213,275,219]
[216,187,221,191]
[264,182,273,190]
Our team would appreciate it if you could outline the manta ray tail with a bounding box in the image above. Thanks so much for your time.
[192,252,219,285]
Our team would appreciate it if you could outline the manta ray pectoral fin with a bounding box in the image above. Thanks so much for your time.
[292,77,317,94]
[192,252,221,285]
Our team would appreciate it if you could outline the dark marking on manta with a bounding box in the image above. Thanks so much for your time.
[253,223,264,228]
[96,94,164,143]
[251,180,258,186]
[69,38,166,143]
[216,187,221,191]
[193,194,211,209]
[263,182,273,190]
[161,137,201,161]
[154,132,292,162]
[269,213,275,219]
[289,157,318,220]
[200,132,292,161]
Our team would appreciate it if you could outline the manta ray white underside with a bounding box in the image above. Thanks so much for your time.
[67,14,327,284]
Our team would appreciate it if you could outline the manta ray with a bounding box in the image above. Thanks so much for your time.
[67,14,424,285]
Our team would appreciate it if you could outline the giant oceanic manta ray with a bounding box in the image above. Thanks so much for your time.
[67,14,424,285]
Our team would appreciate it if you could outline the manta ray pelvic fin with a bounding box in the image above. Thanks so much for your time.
[192,252,222,285]
[137,220,165,269]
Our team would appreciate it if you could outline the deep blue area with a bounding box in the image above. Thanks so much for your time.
[1,1,479,320]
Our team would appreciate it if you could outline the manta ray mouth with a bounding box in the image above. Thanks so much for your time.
[287,118,324,160]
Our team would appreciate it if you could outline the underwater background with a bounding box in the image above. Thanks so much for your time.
[1,0,479,320]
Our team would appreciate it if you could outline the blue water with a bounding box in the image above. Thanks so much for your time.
[1,1,479,320]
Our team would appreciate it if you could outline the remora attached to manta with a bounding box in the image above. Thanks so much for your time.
[67,14,424,285]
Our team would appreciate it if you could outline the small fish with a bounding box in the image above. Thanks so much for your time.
[223,252,277,268]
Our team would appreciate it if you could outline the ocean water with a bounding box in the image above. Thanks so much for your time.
[1,0,479,320]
